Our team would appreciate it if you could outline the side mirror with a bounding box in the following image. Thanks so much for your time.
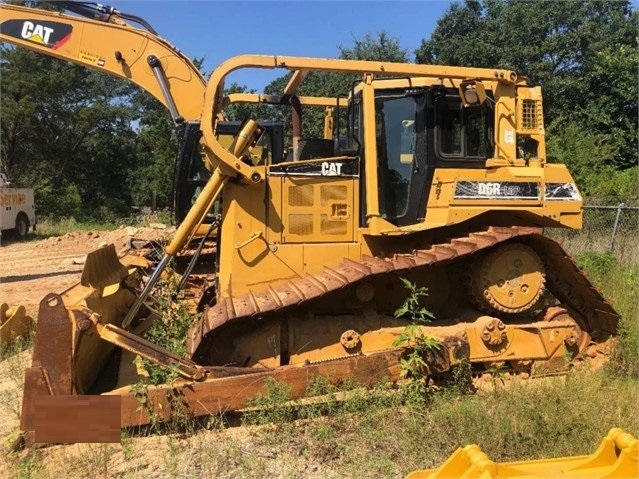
[459,80,486,107]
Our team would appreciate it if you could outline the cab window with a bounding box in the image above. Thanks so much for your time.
[436,98,492,160]
[375,95,417,219]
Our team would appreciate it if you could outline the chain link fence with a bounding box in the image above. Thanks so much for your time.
[546,201,639,267]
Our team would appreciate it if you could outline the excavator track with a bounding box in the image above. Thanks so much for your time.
[188,226,618,372]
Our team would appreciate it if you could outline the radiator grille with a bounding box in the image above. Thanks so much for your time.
[288,185,314,207]
[320,185,347,206]
[520,99,542,131]
[321,215,347,235]
[289,214,313,235]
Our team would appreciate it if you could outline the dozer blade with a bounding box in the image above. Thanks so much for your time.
[16,243,456,446]
[19,244,143,445]
[0,302,35,348]
[407,428,639,479]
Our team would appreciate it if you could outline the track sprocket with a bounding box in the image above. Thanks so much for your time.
[469,242,546,314]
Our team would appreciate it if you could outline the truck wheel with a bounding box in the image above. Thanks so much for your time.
[15,213,29,239]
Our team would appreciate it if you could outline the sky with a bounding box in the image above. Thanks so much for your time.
[116,1,454,90]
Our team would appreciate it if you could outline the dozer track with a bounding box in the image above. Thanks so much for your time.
[188,226,618,373]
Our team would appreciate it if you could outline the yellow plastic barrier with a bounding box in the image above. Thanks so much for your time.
[408,428,639,479]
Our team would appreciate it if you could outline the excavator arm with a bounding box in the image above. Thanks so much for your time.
[0,1,205,123]
[0,0,231,257]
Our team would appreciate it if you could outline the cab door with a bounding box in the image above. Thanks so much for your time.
[374,90,428,226]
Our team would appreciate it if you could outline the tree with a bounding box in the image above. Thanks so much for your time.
[339,32,409,62]
[127,88,176,211]
[1,46,140,219]
[127,56,209,214]
[415,0,638,196]
[222,82,285,122]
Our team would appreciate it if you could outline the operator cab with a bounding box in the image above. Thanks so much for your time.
[351,80,494,227]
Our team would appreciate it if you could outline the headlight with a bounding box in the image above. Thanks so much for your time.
[544,183,582,201]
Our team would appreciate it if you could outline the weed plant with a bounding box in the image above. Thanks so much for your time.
[138,273,196,386]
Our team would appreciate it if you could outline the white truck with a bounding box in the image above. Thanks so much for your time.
[0,172,36,240]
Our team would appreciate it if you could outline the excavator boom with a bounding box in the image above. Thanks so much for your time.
[0,2,205,121]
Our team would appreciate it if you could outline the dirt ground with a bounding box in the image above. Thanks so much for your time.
[0,227,169,438]
[0,227,170,318]
[0,222,356,477]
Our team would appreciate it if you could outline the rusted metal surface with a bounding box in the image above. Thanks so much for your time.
[115,348,422,428]
[534,235,618,336]
[91,315,263,381]
[20,293,74,441]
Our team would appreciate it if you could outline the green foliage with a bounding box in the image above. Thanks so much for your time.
[392,278,439,400]
[138,274,196,386]
[575,251,618,284]
[31,211,167,238]
[222,82,284,122]
[394,277,435,324]
[414,370,639,464]
[243,378,295,427]
[576,251,639,377]
[128,91,179,210]
[393,325,440,380]
[296,376,341,420]
[416,0,638,180]
[13,450,44,479]
[0,327,34,361]
[449,357,474,395]
[547,121,639,199]
[338,31,409,62]
[1,47,142,220]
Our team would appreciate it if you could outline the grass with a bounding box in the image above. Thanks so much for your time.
[575,251,639,377]
[0,332,34,438]
[4,367,632,479]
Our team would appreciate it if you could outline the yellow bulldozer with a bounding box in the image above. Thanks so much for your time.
[0,1,618,446]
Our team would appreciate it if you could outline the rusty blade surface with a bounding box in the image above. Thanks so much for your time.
[115,347,447,428]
